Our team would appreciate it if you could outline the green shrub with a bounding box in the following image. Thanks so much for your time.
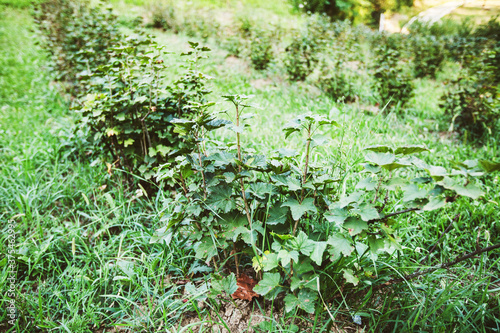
[75,40,212,179]
[283,15,331,81]
[474,16,500,42]
[409,35,445,78]
[35,0,213,182]
[153,94,494,316]
[440,48,500,140]
[147,1,179,32]
[249,33,273,70]
[372,39,414,110]
[34,0,119,93]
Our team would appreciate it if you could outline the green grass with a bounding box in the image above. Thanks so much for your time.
[1,1,500,332]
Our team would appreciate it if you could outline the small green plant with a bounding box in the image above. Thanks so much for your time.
[372,37,414,110]
[283,34,319,81]
[440,48,499,141]
[34,0,119,93]
[75,39,212,180]
[249,32,273,70]
[409,34,445,78]
[283,14,333,81]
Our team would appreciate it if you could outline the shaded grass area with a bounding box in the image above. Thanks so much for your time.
[0,7,203,333]
[0,2,500,333]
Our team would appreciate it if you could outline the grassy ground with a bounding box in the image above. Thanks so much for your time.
[1,1,500,332]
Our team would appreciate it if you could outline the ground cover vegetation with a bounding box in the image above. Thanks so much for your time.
[1,0,500,331]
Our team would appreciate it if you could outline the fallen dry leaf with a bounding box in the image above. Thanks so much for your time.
[231,274,258,301]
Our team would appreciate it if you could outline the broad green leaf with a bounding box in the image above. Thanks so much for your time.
[381,162,411,171]
[254,273,281,296]
[297,289,318,314]
[403,184,428,202]
[383,177,407,190]
[364,145,393,153]
[352,203,380,221]
[355,177,377,191]
[342,269,359,286]
[294,258,315,275]
[324,208,349,225]
[394,145,429,155]
[290,231,316,256]
[262,252,280,271]
[343,217,368,236]
[452,183,483,199]
[149,226,173,245]
[339,191,364,208]
[367,236,386,260]
[209,151,235,168]
[439,177,483,199]
[276,148,298,157]
[221,214,247,241]
[284,294,300,313]
[266,206,288,225]
[426,165,447,180]
[363,163,381,174]
[365,152,395,166]
[281,198,317,221]
[271,175,301,191]
[423,196,446,211]
[327,234,354,260]
[278,249,299,266]
[248,182,275,199]
[195,238,218,261]
[479,160,500,173]
[310,241,327,265]
[206,186,235,213]
[123,138,134,147]
[211,273,237,295]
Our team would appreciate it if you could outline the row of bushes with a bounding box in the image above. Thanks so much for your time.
[33,0,500,322]
[150,6,500,141]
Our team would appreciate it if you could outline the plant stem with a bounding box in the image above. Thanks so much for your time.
[235,103,252,229]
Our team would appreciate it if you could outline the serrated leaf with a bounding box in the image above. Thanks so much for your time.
[266,206,288,225]
[327,234,354,260]
[212,273,237,295]
[310,241,327,265]
[262,252,279,271]
[195,238,218,261]
[324,208,349,225]
[363,163,381,174]
[423,196,446,211]
[297,289,318,314]
[281,198,317,220]
[278,249,299,266]
[364,145,393,153]
[394,145,428,155]
[365,152,395,166]
[383,177,408,190]
[339,191,364,208]
[426,165,448,180]
[403,184,428,202]
[352,203,380,221]
[381,162,411,171]
[206,185,236,213]
[342,269,359,286]
[479,160,500,173]
[284,294,300,313]
[290,231,316,256]
[343,217,368,235]
[254,273,280,296]
[452,183,484,199]
[355,177,377,191]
